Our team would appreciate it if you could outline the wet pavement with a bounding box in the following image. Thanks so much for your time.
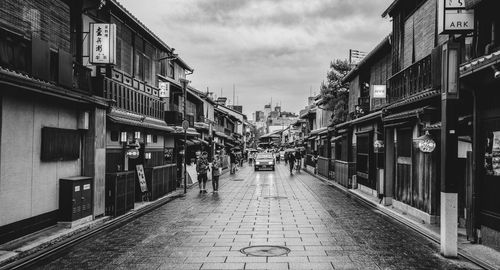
[33,164,481,270]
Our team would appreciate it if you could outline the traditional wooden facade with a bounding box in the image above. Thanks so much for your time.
[0,0,107,243]
[381,0,457,225]
[460,0,500,251]
[78,0,192,207]
[340,36,391,196]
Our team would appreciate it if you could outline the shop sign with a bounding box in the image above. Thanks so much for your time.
[126,148,140,159]
[158,82,170,98]
[417,132,437,153]
[136,165,148,193]
[89,23,116,64]
[372,85,386,99]
[438,0,474,34]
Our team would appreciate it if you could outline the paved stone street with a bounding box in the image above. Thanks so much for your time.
[34,164,480,270]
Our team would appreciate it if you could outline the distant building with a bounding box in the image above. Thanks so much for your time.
[264,104,272,118]
[255,111,265,122]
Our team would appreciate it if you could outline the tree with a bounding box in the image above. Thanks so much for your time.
[318,59,352,125]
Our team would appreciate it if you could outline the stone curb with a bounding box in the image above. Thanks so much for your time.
[303,170,495,270]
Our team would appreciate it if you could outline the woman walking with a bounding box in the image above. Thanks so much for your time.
[212,154,221,192]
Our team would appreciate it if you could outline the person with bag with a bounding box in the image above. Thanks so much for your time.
[212,154,221,192]
[288,151,296,175]
[196,151,210,193]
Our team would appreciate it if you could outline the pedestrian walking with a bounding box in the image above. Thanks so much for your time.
[229,150,236,174]
[212,154,221,192]
[196,151,210,193]
[288,151,296,175]
[295,149,302,172]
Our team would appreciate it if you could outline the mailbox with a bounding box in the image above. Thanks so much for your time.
[59,176,93,222]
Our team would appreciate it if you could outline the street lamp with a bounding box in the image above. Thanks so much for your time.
[180,78,190,194]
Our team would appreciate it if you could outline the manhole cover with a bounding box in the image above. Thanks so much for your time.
[263,196,288,200]
[240,245,290,257]
[232,178,245,181]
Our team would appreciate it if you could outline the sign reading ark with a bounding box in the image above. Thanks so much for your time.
[438,0,474,34]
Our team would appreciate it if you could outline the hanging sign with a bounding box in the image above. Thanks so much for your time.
[89,23,116,64]
[158,82,170,98]
[438,0,474,34]
[136,165,148,192]
[372,85,387,99]
[417,132,437,153]
[126,148,140,159]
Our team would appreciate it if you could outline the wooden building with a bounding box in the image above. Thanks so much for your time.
[340,36,391,197]
[77,0,193,210]
[381,0,454,225]
[460,0,500,251]
[0,0,107,243]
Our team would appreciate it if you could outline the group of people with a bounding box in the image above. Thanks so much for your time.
[195,151,222,194]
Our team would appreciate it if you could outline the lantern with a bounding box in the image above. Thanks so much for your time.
[417,131,436,153]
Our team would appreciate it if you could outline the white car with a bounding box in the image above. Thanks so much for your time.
[254,153,275,171]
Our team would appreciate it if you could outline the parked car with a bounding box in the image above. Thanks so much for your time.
[254,153,275,171]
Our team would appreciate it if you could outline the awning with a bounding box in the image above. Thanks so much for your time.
[383,106,436,123]
[179,139,195,146]
[350,110,382,125]
[310,127,328,136]
[330,135,343,142]
[307,135,317,140]
[107,108,174,132]
[172,127,201,137]
[194,122,209,130]
[460,49,500,78]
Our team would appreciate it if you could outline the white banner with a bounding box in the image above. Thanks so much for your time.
[159,81,170,98]
[89,23,116,65]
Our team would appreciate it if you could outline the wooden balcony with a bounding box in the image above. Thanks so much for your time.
[94,76,164,120]
[387,54,436,104]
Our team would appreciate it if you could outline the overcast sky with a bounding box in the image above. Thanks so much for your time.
[119,0,392,119]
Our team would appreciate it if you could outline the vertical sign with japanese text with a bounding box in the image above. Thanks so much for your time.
[159,81,170,98]
[89,23,116,65]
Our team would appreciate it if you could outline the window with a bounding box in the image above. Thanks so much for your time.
[110,131,119,142]
[168,61,174,79]
[153,135,158,143]
[397,128,412,157]
[41,127,80,161]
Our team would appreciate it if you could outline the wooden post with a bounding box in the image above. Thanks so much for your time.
[440,41,460,257]
[383,127,395,206]
[82,107,106,218]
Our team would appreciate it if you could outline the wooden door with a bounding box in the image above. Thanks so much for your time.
[479,118,500,232]
[357,132,375,189]
[395,128,412,204]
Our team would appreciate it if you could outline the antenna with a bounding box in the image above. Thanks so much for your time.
[233,84,235,106]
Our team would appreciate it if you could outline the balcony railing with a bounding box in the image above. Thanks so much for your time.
[95,76,164,119]
[387,54,433,104]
